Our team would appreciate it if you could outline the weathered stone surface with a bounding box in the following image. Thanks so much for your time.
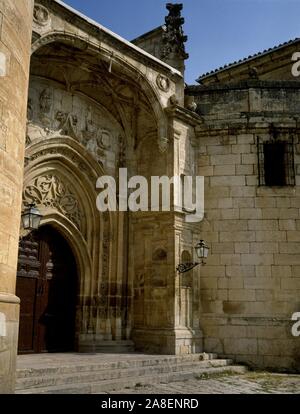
[189,50,300,372]
[0,0,33,394]
[20,0,196,363]
[1,0,300,389]
[14,353,249,394]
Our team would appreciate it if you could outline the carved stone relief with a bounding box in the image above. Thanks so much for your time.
[118,135,126,168]
[156,75,170,92]
[27,98,33,122]
[24,174,84,232]
[26,81,121,167]
[158,134,169,153]
[33,4,51,27]
[98,212,111,321]
[39,88,52,126]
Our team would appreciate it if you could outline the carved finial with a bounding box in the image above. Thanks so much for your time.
[161,3,189,61]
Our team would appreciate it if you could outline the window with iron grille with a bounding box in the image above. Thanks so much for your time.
[257,136,295,186]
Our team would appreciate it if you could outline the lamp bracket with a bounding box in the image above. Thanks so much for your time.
[176,262,200,274]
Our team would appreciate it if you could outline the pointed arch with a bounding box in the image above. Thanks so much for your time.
[23,136,116,344]
[31,31,169,152]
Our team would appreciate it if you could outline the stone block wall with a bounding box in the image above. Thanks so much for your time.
[192,83,300,371]
[132,28,164,62]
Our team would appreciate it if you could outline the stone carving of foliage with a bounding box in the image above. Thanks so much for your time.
[24,175,83,231]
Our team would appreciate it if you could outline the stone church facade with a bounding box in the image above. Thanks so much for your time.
[0,0,299,393]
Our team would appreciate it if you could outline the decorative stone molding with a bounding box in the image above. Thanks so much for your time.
[157,121,169,153]
[55,111,79,140]
[169,94,179,107]
[185,95,197,112]
[0,294,20,305]
[24,174,83,231]
[25,145,99,182]
[158,135,169,153]
[161,4,189,61]
[156,74,170,92]
[33,4,51,27]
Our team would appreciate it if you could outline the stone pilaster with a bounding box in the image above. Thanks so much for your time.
[0,0,33,393]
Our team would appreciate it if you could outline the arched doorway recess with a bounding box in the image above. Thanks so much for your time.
[17,225,78,354]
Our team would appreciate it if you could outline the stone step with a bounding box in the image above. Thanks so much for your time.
[16,365,248,394]
[79,340,135,354]
[17,353,218,379]
[16,359,233,391]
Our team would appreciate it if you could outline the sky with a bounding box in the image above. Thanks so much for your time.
[62,0,300,84]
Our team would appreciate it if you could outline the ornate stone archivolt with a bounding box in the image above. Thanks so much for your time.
[25,146,98,183]
[24,174,84,231]
[26,81,121,167]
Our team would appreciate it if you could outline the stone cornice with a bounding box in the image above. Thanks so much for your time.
[187,80,300,94]
[195,122,300,137]
[196,39,300,84]
[165,105,202,126]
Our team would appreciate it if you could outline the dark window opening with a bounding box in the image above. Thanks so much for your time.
[258,137,295,187]
[264,142,286,186]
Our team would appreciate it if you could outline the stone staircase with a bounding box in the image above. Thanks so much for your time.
[15,353,248,394]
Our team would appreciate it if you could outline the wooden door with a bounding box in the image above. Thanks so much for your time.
[16,226,78,354]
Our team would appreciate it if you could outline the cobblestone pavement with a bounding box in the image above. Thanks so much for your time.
[108,373,300,394]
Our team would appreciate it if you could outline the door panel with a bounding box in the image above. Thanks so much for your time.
[17,226,77,354]
[16,277,38,353]
[16,236,40,353]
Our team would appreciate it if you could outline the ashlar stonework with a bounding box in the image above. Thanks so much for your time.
[0,0,299,394]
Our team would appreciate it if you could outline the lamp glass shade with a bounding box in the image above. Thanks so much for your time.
[21,205,42,230]
[195,240,209,260]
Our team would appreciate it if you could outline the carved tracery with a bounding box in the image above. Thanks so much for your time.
[24,174,84,232]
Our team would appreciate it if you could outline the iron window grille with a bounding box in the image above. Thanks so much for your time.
[257,135,295,187]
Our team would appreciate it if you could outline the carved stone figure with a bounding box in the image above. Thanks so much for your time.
[27,98,33,121]
[81,106,111,163]
[39,88,52,114]
[55,111,79,139]
[82,106,97,143]
[39,88,52,126]
[185,95,197,112]
[169,94,179,107]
